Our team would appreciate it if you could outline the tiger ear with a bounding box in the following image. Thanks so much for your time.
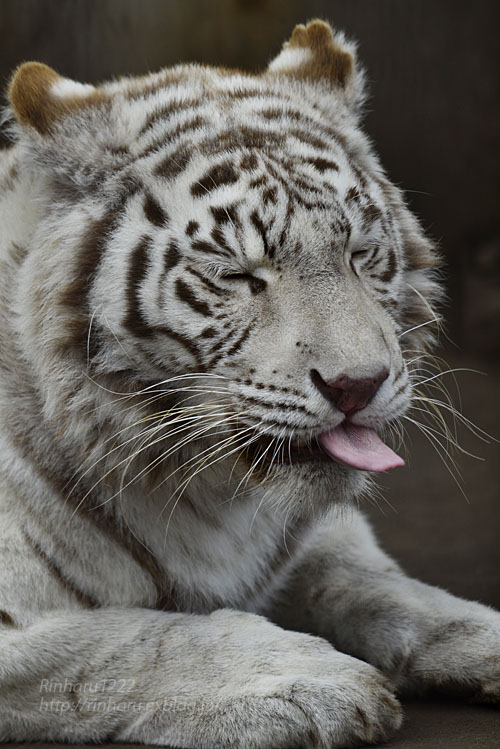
[8,62,104,135]
[267,20,364,108]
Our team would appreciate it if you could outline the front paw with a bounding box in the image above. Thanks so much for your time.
[203,647,403,749]
[397,605,500,703]
[216,615,404,749]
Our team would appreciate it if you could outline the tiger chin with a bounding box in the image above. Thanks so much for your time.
[0,19,498,749]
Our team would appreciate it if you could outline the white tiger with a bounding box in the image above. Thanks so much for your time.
[0,20,498,748]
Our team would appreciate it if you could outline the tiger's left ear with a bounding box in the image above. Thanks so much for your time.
[267,20,365,109]
[9,62,105,135]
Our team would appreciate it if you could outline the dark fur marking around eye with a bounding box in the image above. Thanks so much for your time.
[175,278,212,317]
[186,266,228,297]
[143,193,169,228]
[185,220,199,237]
[191,161,239,197]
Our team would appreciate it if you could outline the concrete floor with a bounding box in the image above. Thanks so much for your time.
[3,350,500,747]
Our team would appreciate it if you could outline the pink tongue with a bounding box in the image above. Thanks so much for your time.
[319,423,405,472]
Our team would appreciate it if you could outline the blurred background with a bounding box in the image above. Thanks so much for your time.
[0,0,499,606]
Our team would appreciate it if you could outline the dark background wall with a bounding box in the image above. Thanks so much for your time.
[0,1,499,607]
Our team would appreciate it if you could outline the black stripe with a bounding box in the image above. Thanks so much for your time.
[210,204,240,227]
[124,236,154,337]
[186,266,228,297]
[144,193,169,227]
[164,239,181,273]
[243,395,316,417]
[154,324,202,365]
[379,247,398,283]
[250,211,273,257]
[191,239,229,258]
[225,322,253,357]
[175,278,212,317]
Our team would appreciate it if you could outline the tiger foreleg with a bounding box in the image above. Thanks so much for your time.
[0,606,402,747]
[266,508,500,702]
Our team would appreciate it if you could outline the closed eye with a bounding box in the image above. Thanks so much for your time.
[221,271,266,294]
[222,271,255,281]
[349,245,379,270]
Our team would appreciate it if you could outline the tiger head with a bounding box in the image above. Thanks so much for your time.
[8,21,441,511]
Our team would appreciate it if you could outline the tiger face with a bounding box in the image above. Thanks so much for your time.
[8,21,440,509]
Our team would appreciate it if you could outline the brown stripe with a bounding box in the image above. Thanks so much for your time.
[306,157,339,173]
[138,115,207,160]
[191,161,239,197]
[155,146,192,181]
[22,529,99,609]
[140,97,204,134]
[58,209,121,355]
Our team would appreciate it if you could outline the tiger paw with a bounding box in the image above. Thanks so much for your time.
[396,604,500,703]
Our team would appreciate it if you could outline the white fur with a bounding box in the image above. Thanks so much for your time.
[0,21,499,748]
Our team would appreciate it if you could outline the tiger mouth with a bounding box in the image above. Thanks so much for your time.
[243,422,405,472]
[243,436,331,466]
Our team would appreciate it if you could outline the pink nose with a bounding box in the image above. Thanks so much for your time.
[310,368,389,415]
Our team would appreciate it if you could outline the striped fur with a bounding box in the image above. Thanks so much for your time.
[0,20,498,748]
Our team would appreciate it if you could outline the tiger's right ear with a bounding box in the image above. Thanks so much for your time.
[9,62,105,135]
